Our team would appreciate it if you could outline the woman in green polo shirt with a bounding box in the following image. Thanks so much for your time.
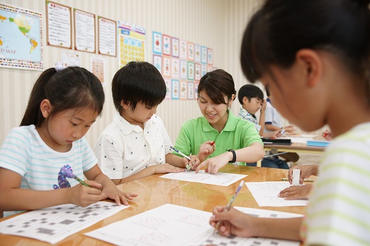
[174,69,264,174]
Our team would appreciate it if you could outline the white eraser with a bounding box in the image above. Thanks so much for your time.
[292,169,300,186]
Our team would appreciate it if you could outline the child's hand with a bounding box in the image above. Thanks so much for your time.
[287,165,317,184]
[185,155,200,170]
[283,125,296,133]
[101,185,137,206]
[278,184,313,200]
[154,163,185,174]
[197,141,216,162]
[260,100,267,113]
[68,180,107,207]
[210,206,255,238]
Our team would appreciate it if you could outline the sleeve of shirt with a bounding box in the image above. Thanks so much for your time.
[156,116,173,155]
[241,120,263,147]
[0,127,29,176]
[264,104,273,125]
[305,138,370,245]
[95,133,125,179]
[79,137,98,172]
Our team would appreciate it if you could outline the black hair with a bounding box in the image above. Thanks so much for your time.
[198,69,236,104]
[112,61,166,112]
[241,0,370,90]
[237,84,264,105]
[21,66,104,127]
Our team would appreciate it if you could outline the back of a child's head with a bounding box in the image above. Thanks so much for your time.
[21,66,104,127]
[237,84,264,105]
[112,61,166,112]
[241,0,370,89]
[198,69,236,104]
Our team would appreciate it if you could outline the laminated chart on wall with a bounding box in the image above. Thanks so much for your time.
[118,21,146,68]
[0,2,43,70]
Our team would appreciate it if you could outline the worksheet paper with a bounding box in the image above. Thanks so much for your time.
[0,202,128,244]
[246,182,308,207]
[85,203,302,246]
[160,170,246,186]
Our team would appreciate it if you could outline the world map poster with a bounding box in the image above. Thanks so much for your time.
[0,3,43,70]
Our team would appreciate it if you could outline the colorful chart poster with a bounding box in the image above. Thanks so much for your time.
[90,56,105,85]
[162,56,171,77]
[171,37,179,57]
[118,21,146,68]
[172,79,179,99]
[195,63,201,81]
[74,9,95,53]
[179,40,187,59]
[171,58,179,78]
[201,46,207,64]
[180,81,187,100]
[180,60,188,80]
[207,48,213,65]
[164,78,171,99]
[162,34,171,56]
[188,81,194,100]
[0,3,43,70]
[98,16,116,56]
[152,54,162,72]
[46,1,72,49]
[152,31,162,55]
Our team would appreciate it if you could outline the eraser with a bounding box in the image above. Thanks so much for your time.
[292,169,300,186]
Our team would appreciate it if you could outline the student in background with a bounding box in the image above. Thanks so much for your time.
[238,84,289,169]
[264,87,295,135]
[210,0,370,244]
[174,69,264,174]
[95,61,188,184]
[0,66,136,218]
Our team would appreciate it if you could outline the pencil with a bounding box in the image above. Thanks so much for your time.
[213,180,244,234]
[170,146,193,170]
[74,176,90,187]
[281,178,314,182]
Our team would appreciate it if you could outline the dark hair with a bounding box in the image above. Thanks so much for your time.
[112,61,166,111]
[21,67,104,127]
[198,69,236,104]
[237,84,264,105]
[241,0,370,87]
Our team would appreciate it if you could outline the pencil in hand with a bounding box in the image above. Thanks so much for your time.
[74,176,90,187]
[170,146,193,170]
[213,180,244,234]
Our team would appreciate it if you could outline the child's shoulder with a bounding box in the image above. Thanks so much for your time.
[7,125,37,139]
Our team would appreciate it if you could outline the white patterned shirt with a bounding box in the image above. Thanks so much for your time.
[239,107,261,132]
[95,112,172,179]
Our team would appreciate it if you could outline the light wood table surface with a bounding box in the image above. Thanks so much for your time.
[0,165,307,245]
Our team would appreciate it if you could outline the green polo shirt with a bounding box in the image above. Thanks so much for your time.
[174,111,262,165]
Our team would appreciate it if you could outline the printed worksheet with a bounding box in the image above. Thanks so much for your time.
[160,170,246,186]
[246,182,308,207]
[86,204,302,246]
[0,201,128,244]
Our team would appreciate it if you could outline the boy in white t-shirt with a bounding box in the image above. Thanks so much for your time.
[95,62,191,184]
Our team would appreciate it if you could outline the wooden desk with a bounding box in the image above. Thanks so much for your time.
[0,165,306,246]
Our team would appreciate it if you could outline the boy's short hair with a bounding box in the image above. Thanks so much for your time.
[112,61,166,111]
[237,84,264,105]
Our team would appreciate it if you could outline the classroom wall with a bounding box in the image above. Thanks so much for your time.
[0,0,265,147]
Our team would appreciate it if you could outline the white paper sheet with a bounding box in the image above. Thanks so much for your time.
[246,182,308,207]
[0,201,128,244]
[160,170,247,186]
[86,203,302,246]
